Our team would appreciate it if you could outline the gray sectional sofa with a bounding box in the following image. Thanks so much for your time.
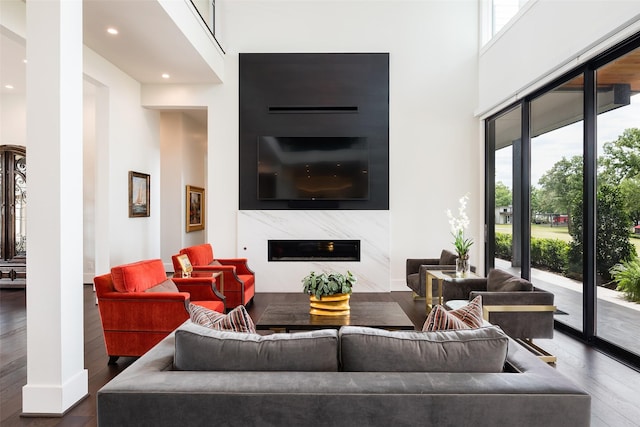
[97,322,590,427]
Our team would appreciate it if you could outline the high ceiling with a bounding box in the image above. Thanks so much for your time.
[82,0,220,85]
[1,0,221,95]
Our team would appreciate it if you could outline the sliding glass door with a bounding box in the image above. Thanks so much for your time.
[529,75,584,333]
[485,33,640,367]
[595,46,640,357]
[489,105,521,277]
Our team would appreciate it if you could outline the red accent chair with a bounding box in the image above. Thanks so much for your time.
[94,258,225,365]
[173,243,255,309]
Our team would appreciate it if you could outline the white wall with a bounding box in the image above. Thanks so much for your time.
[182,113,207,249]
[7,0,485,292]
[478,0,640,116]
[160,111,207,270]
[211,0,481,290]
[1,29,95,286]
[83,84,96,282]
[5,0,640,294]
[84,47,162,270]
[132,0,485,290]
[160,113,184,267]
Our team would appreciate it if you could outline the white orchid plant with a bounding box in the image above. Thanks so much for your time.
[446,194,473,258]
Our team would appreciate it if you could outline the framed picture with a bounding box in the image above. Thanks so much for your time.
[128,171,150,217]
[175,254,193,277]
[186,185,205,232]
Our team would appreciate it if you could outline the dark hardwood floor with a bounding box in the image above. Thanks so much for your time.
[1,286,136,427]
[1,285,639,426]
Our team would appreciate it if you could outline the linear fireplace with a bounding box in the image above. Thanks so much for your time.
[268,240,360,262]
[239,211,389,292]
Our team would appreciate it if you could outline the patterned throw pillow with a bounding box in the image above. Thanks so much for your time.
[422,295,483,331]
[189,304,256,333]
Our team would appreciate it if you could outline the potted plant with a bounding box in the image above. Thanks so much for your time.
[447,194,474,276]
[302,271,356,316]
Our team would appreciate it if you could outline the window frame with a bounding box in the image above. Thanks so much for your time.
[484,31,640,369]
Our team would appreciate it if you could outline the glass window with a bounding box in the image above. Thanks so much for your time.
[486,33,640,368]
[596,47,640,357]
[491,106,521,276]
[530,75,584,332]
[492,0,521,35]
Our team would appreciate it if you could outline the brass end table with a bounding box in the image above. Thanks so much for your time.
[424,269,479,313]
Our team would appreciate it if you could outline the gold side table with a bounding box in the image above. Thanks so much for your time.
[424,269,479,313]
[183,270,225,293]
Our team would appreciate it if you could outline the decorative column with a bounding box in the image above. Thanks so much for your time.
[22,0,88,415]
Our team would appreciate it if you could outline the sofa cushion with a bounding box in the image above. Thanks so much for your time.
[189,304,256,333]
[237,274,254,287]
[144,279,179,293]
[487,269,533,292]
[422,295,483,331]
[339,325,508,373]
[174,322,339,371]
[110,259,168,293]
[181,244,214,266]
[439,249,458,265]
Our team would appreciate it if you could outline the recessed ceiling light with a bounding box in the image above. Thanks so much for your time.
[162,73,170,79]
[23,59,27,64]
[107,27,118,35]
[4,85,14,90]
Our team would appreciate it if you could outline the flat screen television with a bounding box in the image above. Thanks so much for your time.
[257,136,369,200]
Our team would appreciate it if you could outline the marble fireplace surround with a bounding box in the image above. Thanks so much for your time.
[237,210,390,293]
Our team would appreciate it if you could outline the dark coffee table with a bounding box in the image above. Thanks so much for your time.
[255,302,415,332]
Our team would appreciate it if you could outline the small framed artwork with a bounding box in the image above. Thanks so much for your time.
[175,254,193,277]
[129,171,150,218]
[186,185,205,232]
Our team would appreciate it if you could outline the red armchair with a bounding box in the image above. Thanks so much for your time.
[172,243,255,309]
[94,258,225,365]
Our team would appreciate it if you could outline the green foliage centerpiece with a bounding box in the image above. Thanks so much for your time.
[302,271,356,316]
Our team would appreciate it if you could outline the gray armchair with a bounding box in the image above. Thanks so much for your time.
[443,269,555,342]
[406,249,475,298]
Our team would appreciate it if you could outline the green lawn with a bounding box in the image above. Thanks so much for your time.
[495,223,640,255]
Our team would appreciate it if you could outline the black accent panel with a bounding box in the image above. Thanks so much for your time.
[268,106,359,114]
[268,240,360,261]
[239,53,389,210]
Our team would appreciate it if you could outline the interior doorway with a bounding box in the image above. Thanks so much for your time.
[0,145,26,288]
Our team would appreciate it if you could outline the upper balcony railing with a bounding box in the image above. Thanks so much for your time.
[190,0,225,54]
